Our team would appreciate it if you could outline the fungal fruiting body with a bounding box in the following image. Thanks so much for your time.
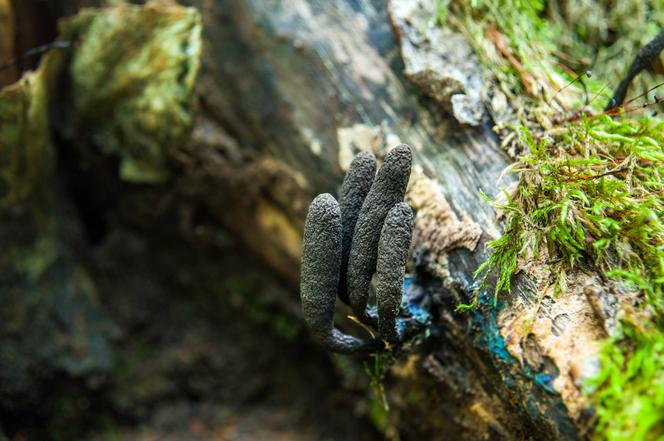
[300,193,381,354]
[300,144,426,355]
[376,202,413,344]
[347,146,412,321]
[338,152,376,304]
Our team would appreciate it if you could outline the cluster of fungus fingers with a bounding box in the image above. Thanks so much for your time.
[300,145,416,355]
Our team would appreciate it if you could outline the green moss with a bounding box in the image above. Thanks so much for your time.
[236,293,302,341]
[473,114,664,440]
[584,322,664,440]
[364,352,392,411]
[439,1,663,134]
[476,115,663,305]
[367,392,390,433]
[364,352,393,435]
[550,1,664,95]
[94,414,122,441]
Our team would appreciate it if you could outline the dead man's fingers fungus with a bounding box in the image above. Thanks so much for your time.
[376,202,413,344]
[300,145,419,355]
[348,144,412,319]
[300,193,378,354]
[338,152,377,304]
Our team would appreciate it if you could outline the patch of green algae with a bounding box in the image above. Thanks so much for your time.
[1,1,202,198]
[0,1,203,296]
[438,1,664,440]
[0,49,114,402]
[0,46,61,282]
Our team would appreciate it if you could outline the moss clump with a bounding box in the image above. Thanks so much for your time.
[477,115,663,305]
[473,114,664,440]
[550,1,664,91]
[441,0,558,98]
[438,1,664,151]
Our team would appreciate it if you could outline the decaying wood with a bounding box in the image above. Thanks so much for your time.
[7,1,624,439]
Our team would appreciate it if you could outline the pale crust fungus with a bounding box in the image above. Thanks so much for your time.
[406,169,482,254]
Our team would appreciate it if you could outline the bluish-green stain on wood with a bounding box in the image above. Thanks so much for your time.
[534,372,557,395]
[471,291,512,361]
[402,276,432,325]
[468,291,580,439]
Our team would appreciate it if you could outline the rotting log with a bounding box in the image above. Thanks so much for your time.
[2,1,622,439]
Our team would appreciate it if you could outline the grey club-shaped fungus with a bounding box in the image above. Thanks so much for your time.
[376,202,413,344]
[300,193,381,354]
[338,152,377,304]
[300,145,423,355]
[348,144,412,320]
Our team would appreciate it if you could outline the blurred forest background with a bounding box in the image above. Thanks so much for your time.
[0,1,662,440]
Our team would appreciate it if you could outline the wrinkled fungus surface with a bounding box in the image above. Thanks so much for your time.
[300,145,428,354]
